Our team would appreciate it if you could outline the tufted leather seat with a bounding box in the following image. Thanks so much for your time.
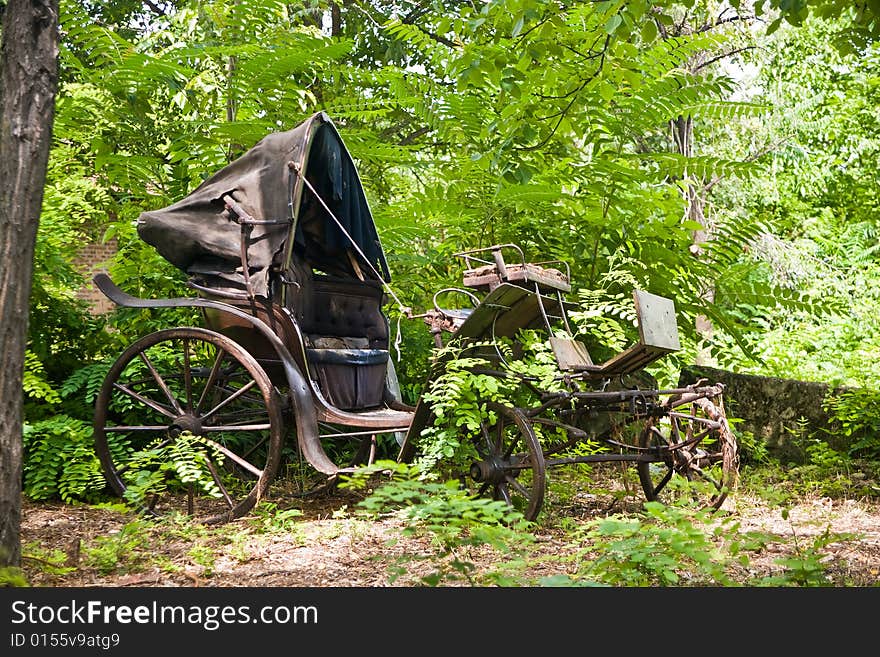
[283,259,390,409]
[305,275,388,349]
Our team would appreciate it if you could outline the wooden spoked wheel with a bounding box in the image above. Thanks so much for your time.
[636,394,738,511]
[93,327,284,524]
[465,402,546,521]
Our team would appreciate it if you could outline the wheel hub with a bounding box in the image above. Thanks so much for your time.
[169,414,203,436]
[469,456,511,485]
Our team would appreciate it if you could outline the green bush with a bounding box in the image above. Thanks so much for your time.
[341,461,534,586]
[823,388,880,461]
[22,415,107,504]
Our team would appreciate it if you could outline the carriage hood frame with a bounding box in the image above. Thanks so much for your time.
[136,111,391,299]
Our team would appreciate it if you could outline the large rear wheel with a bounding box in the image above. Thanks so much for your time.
[93,327,284,524]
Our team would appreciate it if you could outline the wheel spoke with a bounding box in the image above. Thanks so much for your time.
[479,420,493,453]
[670,416,682,445]
[652,468,674,495]
[493,418,504,453]
[206,408,276,426]
[205,458,235,509]
[138,351,183,415]
[112,382,176,419]
[182,338,194,412]
[497,483,512,505]
[199,437,263,478]
[505,474,531,497]
[196,349,227,415]
[689,464,722,490]
[649,424,669,445]
[200,380,258,422]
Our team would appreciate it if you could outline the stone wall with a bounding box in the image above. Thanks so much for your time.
[73,238,117,315]
[678,364,848,463]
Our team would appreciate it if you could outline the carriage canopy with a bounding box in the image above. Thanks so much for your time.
[136,112,390,298]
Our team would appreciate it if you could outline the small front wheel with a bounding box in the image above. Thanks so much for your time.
[93,327,284,524]
[465,402,546,521]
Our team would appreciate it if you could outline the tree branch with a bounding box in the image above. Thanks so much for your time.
[142,0,168,16]
[516,36,610,152]
[696,14,756,33]
[694,46,757,71]
[701,136,790,194]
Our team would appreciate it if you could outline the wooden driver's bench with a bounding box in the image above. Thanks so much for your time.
[458,243,572,294]
[550,289,681,377]
[446,244,681,380]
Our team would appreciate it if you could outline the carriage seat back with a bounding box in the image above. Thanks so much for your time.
[284,262,390,410]
[305,276,389,348]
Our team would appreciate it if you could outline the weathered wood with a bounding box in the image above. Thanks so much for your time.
[634,290,680,351]
[0,0,59,568]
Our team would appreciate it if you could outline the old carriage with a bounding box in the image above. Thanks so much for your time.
[92,112,738,524]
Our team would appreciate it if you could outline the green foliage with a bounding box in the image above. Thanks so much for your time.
[734,428,772,465]
[415,339,515,473]
[741,444,880,503]
[58,360,114,407]
[543,502,738,586]
[0,567,30,588]
[186,544,217,577]
[21,416,107,504]
[752,0,880,52]
[23,351,62,406]
[415,331,568,475]
[753,507,856,587]
[710,16,880,387]
[541,498,856,587]
[21,542,77,579]
[83,520,152,575]
[250,502,305,535]
[824,389,880,460]
[341,461,534,585]
[120,432,225,508]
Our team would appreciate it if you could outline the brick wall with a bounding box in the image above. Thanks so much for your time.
[73,238,118,315]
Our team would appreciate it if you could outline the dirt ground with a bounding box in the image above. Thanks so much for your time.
[17,480,880,587]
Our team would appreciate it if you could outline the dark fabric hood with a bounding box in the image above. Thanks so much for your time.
[136,112,390,298]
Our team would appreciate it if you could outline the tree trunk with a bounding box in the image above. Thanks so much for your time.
[672,111,715,366]
[0,0,59,569]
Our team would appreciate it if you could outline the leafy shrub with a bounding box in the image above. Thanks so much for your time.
[22,415,107,504]
[120,432,225,508]
[542,502,738,587]
[83,520,152,575]
[341,461,534,585]
[823,388,880,461]
[415,331,566,476]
